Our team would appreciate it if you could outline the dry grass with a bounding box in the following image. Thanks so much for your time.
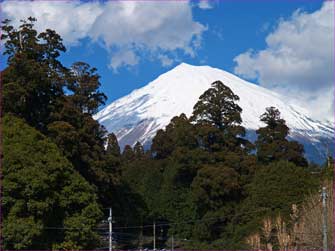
[246,180,334,250]
[246,233,261,250]
[275,214,290,250]
[293,180,333,249]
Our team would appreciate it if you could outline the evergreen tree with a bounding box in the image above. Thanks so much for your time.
[46,120,80,159]
[191,165,240,216]
[134,141,145,159]
[106,133,121,157]
[189,164,243,244]
[47,97,109,187]
[191,80,242,130]
[3,115,102,249]
[122,145,135,162]
[151,129,174,159]
[151,113,197,159]
[166,114,197,148]
[68,61,107,115]
[256,107,308,166]
[105,133,121,184]
[245,160,318,218]
[1,18,66,130]
[1,17,115,207]
[191,81,251,153]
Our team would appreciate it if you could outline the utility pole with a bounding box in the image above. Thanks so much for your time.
[153,220,156,251]
[321,187,328,251]
[108,208,113,251]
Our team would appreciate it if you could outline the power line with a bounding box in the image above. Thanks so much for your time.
[42,205,319,231]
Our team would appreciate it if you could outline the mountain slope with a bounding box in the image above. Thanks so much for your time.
[94,63,334,164]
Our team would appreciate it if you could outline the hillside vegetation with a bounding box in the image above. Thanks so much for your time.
[1,18,332,250]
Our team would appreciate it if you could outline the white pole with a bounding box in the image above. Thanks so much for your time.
[322,187,328,251]
[108,208,113,251]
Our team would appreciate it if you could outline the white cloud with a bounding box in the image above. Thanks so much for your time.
[1,0,206,70]
[1,0,103,45]
[90,1,206,69]
[109,49,139,72]
[158,54,174,67]
[198,1,214,10]
[234,1,334,122]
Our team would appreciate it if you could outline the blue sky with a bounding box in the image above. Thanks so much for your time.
[1,0,333,121]
[59,0,324,101]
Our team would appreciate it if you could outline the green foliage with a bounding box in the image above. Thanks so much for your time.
[47,96,111,188]
[191,80,242,130]
[2,115,102,249]
[134,141,145,159]
[104,133,122,186]
[67,61,107,115]
[191,81,252,154]
[191,165,240,215]
[47,120,80,159]
[1,18,66,130]
[123,158,164,218]
[256,107,308,166]
[1,18,117,207]
[127,82,258,248]
[245,160,318,218]
[152,113,197,159]
[122,144,135,162]
[134,82,319,248]
[106,133,121,157]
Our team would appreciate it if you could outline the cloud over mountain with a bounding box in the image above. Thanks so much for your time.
[234,1,334,121]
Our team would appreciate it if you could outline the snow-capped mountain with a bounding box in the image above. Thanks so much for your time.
[94,63,334,164]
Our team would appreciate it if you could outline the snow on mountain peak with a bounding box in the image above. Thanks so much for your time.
[94,63,334,163]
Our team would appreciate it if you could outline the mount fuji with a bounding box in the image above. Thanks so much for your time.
[94,63,334,164]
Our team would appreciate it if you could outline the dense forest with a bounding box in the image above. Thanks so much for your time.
[1,18,333,250]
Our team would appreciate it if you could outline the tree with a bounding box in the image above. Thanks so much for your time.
[191,81,251,153]
[47,96,109,188]
[191,165,240,216]
[105,133,121,184]
[191,80,243,130]
[1,17,115,209]
[68,62,107,115]
[190,165,241,243]
[47,120,80,159]
[134,141,145,159]
[256,107,308,166]
[241,160,321,249]
[2,115,102,249]
[151,113,197,159]
[106,133,121,157]
[122,145,135,162]
[1,18,66,130]
[245,161,318,218]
